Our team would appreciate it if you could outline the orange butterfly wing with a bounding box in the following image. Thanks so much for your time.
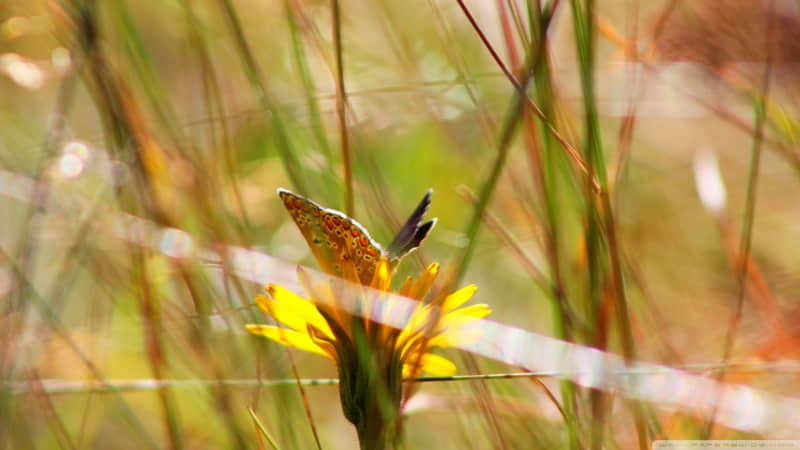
[278,189,383,283]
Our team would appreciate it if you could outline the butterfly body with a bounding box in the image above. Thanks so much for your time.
[278,188,435,283]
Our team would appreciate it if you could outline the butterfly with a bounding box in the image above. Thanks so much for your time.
[277,188,436,283]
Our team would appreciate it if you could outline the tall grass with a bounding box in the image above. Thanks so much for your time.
[2,0,800,448]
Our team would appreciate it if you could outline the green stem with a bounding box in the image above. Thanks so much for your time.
[570,0,647,447]
[331,0,354,216]
[526,1,580,447]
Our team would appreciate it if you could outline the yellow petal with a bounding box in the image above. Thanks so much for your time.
[263,283,304,303]
[403,352,456,377]
[440,285,477,313]
[407,262,439,300]
[442,303,491,321]
[399,276,413,296]
[398,286,482,343]
[429,327,482,348]
[262,285,335,339]
[426,305,490,348]
[434,304,491,336]
[245,324,333,359]
[396,304,435,349]
[420,353,457,376]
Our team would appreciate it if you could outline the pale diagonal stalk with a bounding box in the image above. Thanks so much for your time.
[504,0,531,51]
[248,407,281,450]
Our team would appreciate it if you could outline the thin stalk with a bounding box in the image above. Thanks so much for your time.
[249,407,282,450]
[331,0,353,216]
[495,0,521,70]
[505,0,531,51]
[75,3,186,446]
[0,246,160,449]
[570,0,647,447]
[16,361,800,394]
[456,186,550,290]
[427,0,499,141]
[29,372,77,450]
[451,0,548,286]
[135,252,185,450]
[703,0,775,437]
[447,6,555,445]
[9,0,85,321]
[572,3,607,449]
[455,0,599,193]
[526,1,581,446]
[183,0,255,250]
[285,0,335,169]
[217,0,308,195]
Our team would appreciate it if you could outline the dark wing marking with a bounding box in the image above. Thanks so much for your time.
[386,189,436,261]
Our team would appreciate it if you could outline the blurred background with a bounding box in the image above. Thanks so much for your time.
[2,0,800,448]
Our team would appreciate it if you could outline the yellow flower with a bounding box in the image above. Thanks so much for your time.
[245,257,490,449]
[246,259,491,378]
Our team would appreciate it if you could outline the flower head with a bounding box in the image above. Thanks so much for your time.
[246,257,490,448]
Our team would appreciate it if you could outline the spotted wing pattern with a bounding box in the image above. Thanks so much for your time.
[278,189,383,282]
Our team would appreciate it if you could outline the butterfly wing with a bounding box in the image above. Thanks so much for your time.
[278,189,383,283]
[386,189,436,264]
[318,210,383,283]
[278,189,341,275]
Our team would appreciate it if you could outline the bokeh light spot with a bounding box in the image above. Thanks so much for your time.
[51,47,71,74]
[57,141,90,178]
[2,17,29,39]
[159,228,195,259]
[63,141,90,160]
[59,154,84,178]
[0,53,44,90]
[693,149,727,214]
